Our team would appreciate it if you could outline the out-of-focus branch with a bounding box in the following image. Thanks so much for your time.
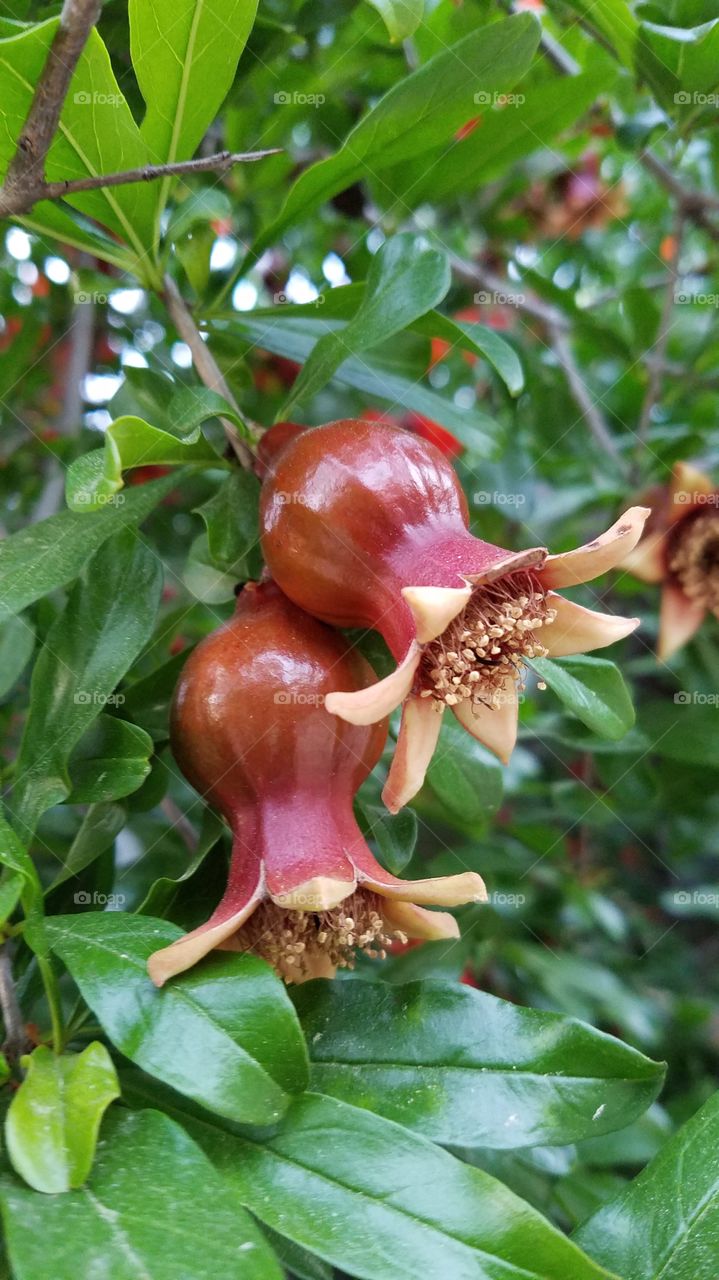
[163,274,255,471]
[633,213,684,475]
[0,0,102,219]
[36,149,281,205]
[640,152,719,239]
[0,943,26,1063]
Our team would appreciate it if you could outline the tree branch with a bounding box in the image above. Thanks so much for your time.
[640,152,719,239]
[633,212,684,477]
[0,0,102,219]
[163,274,256,471]
[0,943,27,1063]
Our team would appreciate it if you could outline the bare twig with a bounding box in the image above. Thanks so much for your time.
[0,943,27,1063]
[0,0,102,219]
[448,253,628,472]
[633,213,684,476]
[37,149,281,204]
[163,274,255,471]
[640,152,719,239]
[161,796,198,853]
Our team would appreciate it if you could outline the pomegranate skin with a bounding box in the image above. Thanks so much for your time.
[260,419,515,659]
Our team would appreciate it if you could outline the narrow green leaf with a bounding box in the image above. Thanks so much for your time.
[281,234,451,415]
[47,803,126,894]
[195,470,263,578]
[13,530,163,835]
[0,1109,282,1280]
[426,714,504,822]
[45,912,309,1126]
[67,716,153,804]
[530,655,635,740]
[366,0,424,41]
[292,980,665,1148]
[5,1043,119,1194]
[356,802,418,875]
[0,472,179,621]
[0,615,33,698]
[574,1092,719,1280]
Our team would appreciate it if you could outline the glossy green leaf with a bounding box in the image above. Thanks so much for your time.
[182,1092,615,1280]
[0,809,43,928]
[640,699,719,767]
[530,656,635,740]
[0,22,154,271]
[65,414,221,512]
[45,912,309,1125]
[292,980,665,1148]
[67,716,153,804]
[0,872,23,927]
[426,714,504,822]
[574,1091,719,1279]
[47,802,126,893]
[195,470,263,578]
[0,614,33,697]
[251,14,540,255]
[130,0,259,227]
[0,472,178,622]
[0,1109,282,1280]
[138,809,224,915]
[414,312,524,396]
[5,1043,119,1194]
[356,802,418,875]
[281,234,451,415]
[366,0,423,41]
[13,530,163,836]
[557,0,637,66]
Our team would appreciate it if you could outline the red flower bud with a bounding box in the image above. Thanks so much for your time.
[260,420,649,810]
[148,581,485,986]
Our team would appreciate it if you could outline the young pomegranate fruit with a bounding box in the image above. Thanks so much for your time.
[260,420,649,812]
[148,581,485,986]
[620,460,719,659]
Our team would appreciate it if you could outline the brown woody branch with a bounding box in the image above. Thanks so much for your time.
[0,0,102,219]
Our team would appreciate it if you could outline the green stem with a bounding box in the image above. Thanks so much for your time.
[36,955,64,1055]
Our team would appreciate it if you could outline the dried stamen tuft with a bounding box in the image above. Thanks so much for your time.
[418,570,556,710]
[235,889,404,980]
[670,511,719,613]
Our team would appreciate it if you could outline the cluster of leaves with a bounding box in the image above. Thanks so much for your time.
[1,0,719,1277]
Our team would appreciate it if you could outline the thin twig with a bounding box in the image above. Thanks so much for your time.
[633,213,684,476]
[161,796,198,853]
[39,149,281,202]
[640,152,719,238]
[163,274,255,470]
[0,943,27,1063]
[0,0,102,219]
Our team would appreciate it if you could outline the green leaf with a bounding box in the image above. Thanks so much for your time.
[45,912,309,1126]
[281,234,451,416]
[0,22,155,272]
[5,1043,119,1194]
[0,472,179,622]
[640,698,719,767]
[250,14,540,256]
[130,0,259,229]
[13,530,163,836]
[557,0,637,67]
[67,716,153,804]
[293,980,665,1148]
[47,803,126,894]
[195,470,263,578]
[0,809,43,927]
[138,809,224,915]
[356,802,418,875]
[415,312,524,396]
[530,656,635,740]
[426,714,504,822]
[221,311,500,452]
[65,414,220,512]
[366,0,424,41]
[0,1109,282,1280]
[0,614,33,698]
[180,1092,615,1280]
[574,1091,719,1280]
